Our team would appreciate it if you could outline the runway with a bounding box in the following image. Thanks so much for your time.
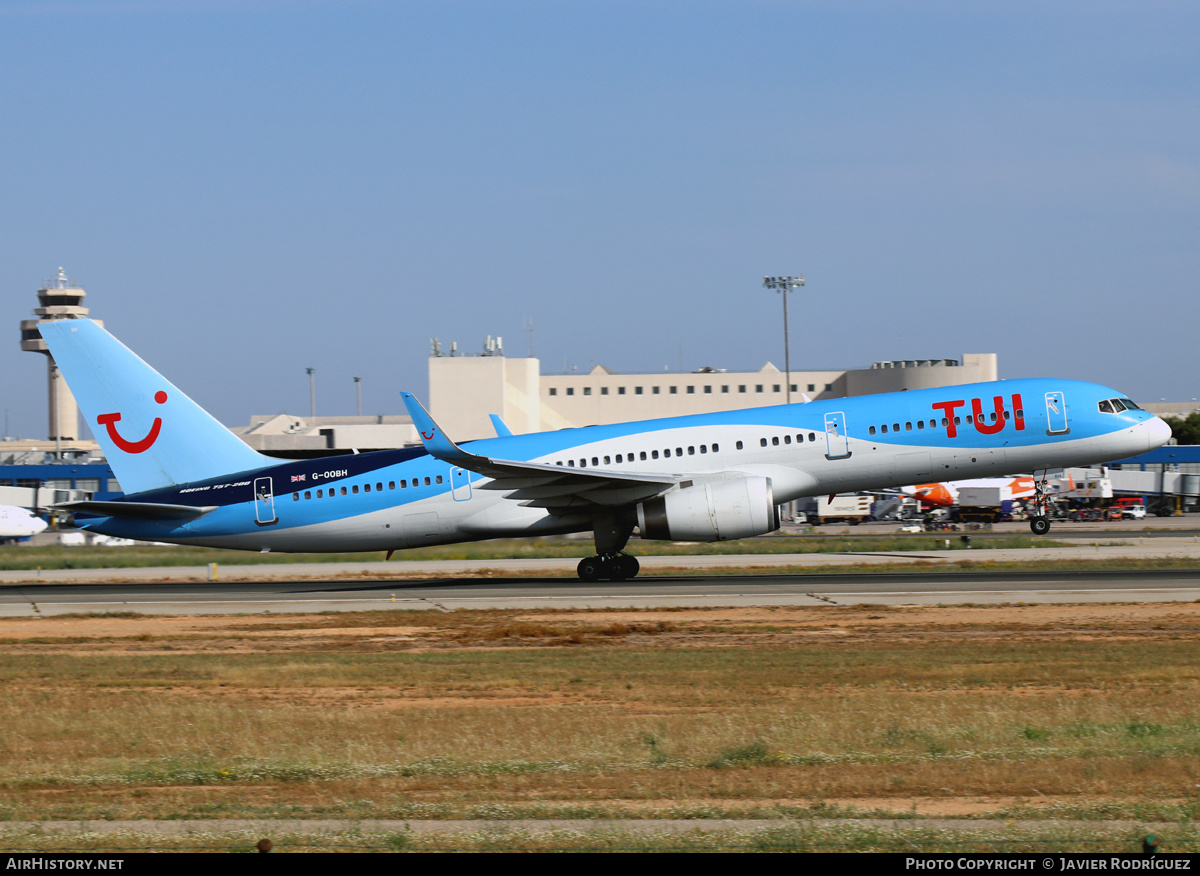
[3,566,1200,616]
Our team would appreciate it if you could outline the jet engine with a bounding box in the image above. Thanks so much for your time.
[637,476,779,542]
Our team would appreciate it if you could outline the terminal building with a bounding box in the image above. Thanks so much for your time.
[427,339,999,441]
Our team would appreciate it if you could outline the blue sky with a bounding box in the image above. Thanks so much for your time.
[2,0,1197,440]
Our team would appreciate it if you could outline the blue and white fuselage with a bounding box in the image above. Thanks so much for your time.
[39,319,1170,579]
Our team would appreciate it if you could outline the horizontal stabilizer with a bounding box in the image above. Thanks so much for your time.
[54,501,219,521]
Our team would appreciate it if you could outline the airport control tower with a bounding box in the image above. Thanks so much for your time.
[19,268,103,442]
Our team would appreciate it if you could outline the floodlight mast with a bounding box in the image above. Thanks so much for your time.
[762,275,805,403]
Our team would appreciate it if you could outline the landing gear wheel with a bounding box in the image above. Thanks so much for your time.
[577,554,640,581]
[609,554,639,581]
[1030,516,1051,536]
[577,556,605,582]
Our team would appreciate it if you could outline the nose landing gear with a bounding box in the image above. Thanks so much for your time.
[1029,470,1052,535]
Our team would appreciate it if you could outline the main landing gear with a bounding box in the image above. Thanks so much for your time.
[577,514,640,581]
[577,553,640,582]
[1028,470,1052,536]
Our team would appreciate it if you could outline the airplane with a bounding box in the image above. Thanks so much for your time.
[39,318,1171,581]
[0,505,49,541]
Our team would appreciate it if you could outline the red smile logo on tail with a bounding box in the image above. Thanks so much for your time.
[97,391,168,454]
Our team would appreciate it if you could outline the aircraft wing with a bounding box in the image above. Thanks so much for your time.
[401,393,680,509]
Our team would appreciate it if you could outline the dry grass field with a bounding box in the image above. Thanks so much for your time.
[1,601,1199,851]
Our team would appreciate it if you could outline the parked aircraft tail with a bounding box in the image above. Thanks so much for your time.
[38,319,269,495]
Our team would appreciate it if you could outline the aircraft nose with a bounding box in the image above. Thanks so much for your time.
[1144,416,1173,451]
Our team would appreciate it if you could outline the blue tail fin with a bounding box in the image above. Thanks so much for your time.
[38,319,269,494]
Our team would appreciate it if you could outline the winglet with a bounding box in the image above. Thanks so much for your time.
[489,414,514,437]
[400,392,474,463]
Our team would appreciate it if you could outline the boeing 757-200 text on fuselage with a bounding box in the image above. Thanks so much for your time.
[40,319,1170,580]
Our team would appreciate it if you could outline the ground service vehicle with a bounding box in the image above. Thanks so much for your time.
[797,494,873,525]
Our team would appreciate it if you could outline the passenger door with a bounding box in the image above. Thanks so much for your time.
[824,412,852,460]
[254,477,278,526]
[1045,392,1070,435]
[450,466,472,501]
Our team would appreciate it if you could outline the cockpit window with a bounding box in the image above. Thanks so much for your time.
[1099,398,1138,414]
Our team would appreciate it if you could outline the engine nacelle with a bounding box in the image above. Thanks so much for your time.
[637,476,779,542]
